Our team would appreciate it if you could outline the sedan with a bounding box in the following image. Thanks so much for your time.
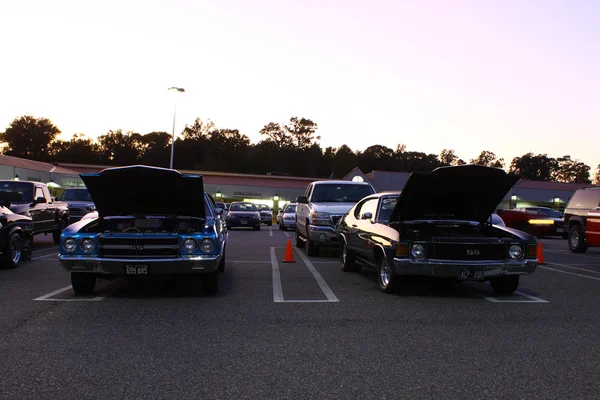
[226,202,261,230]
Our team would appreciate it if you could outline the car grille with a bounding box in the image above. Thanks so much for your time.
[69,207,84,216]
[331,215,343,225]
[98,236,179,258]
[429,243,506,261]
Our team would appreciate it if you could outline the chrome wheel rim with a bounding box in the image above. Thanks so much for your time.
[570,231,579,248]
[10,236,21,265]
[379,257,392,287]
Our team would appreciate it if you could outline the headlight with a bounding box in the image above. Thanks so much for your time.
[63,237,77,252]
[183,238,197,252]
[85,204,96,211]
[311,211,329,219]
[410,243,425,258]
[509,244,524,259]
[252,213,260,220]
[80,238,95,252]
[200,238,215,252]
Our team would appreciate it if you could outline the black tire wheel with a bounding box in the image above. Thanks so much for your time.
[226,224,231,230]
[306,235,319,257]
[568,225,588,253]
[218,247,226,273]
[254,225,261,231]
[340,239,360,272]
[377,253,400,293]
[53,218,67,245]
[279,222,283,230]
[71,272,96,295]
[2,232,22,269]
[295,228,305,248]
[490,275,520,295]
[201,272,219,295]
[268,221,272,226]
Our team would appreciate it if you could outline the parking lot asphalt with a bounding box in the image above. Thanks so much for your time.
[2,230,600,399]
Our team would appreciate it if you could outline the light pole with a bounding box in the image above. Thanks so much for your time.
[168,87,185,169]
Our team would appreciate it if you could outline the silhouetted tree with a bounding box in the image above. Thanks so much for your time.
[469,150,504,169]
[1,115,61,161]
[509,153,558,181]
[553,155,591,183]
[439,149,465,166]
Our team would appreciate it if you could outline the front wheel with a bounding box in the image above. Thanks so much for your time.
[378,254,399,293]
[53,218,67,244]
[71,273,96,295]
[340,239,360,272]
[295,227,305,248]
[306,235,319,257]
[568,225,588,253]
[489,275,520,295]
[1,232,22,269]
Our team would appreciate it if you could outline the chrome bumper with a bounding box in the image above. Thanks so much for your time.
[392,258,538,280]
[307,225,339,247]
[58,254,221,275]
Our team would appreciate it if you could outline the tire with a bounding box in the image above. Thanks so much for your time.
[568,225,587,253]
[279,222,283,230]
[201,272,219,295]
[306,235,319,257]
[295,227,305,248]
[340,239,360,272]
[490,275,520,295]
[226,224,231,230]
[52,218,67,245]
[268,221,272,226]
[71,272,96,295]
[377,253,399,293]
[1,232,22,269]
[254,225,261,231]
[218,246,226,273]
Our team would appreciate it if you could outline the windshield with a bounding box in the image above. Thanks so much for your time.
[230,203,257,211]
[0,182,33,203]
[540,209,563,218]
[59,189,93,202]
[311,184,375,203]
[378,196,399,222]
[214,202,225,209]
[284,204,297,213]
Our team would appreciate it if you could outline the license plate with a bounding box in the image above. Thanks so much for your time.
[125,265,148,275]
[460,268,484,280]
[240,220,248,225]
[556,227,564,233]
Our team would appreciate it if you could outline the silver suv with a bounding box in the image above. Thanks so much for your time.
[295,180,376,256]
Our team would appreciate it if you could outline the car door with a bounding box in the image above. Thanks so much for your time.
[351,198,379,258]
[30,186,52,231]
[586,199,600,246]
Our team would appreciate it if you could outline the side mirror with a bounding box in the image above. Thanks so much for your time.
[296,196,308,204]
[35,196,47,204]
[361,212,373,220]
[54,197,60,201]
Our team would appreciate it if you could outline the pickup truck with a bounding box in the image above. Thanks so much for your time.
[0,180,70,244]
[295,180,376,256]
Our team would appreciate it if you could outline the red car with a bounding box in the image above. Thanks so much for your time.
[496,207,567,238]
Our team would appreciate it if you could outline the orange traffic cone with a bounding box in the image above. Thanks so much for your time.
[537,242,546,265]
[283,239,295,263]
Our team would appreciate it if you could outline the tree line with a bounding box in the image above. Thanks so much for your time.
[1,115,598,183]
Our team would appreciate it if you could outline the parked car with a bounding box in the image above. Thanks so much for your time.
[296,180,376,256]
[497,206,566,238]
[0,180,69,244]
[256,204,273,226]
[214,201,227,214]
[336,165,539,295]
[56,187,96,224]
[563,187,600,253]
[226,202,261,230]
[0,192,34,268]
[58,165,227,295]
[278,203,297,230]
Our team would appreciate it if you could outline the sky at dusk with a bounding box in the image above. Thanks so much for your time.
[2,0,599,171]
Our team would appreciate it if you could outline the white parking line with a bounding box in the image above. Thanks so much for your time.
[284,231,290,238]
[270,247,339,303]
[32,253,58,261]
[33,285,106,301]
[546,262,600,275]
[269,228,273,237]
[484,290,549,303]
[539,265,600,281]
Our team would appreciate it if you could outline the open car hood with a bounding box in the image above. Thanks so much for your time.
[389,165,518,223]
[80,165,205,218]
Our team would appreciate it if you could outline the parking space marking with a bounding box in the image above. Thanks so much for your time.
[270,247,339,303]
[33,285,107,302]
[229,260,271,263]
[284,231,290,238]
[32,253,58,261]
[483,290,549,303]
[269,228,273,237]
[546,262,600,275]
[539,265,600,281]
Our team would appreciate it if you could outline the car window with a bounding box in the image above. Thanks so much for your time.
[567,189,600,209]
[0,182,34,203]
[312,184,375,203]
[230,203,256,211]
[377,196,399,222]
[35,187,44,200]
[284,204,296,213]
[358,199,379,221]
[59,189,93,201]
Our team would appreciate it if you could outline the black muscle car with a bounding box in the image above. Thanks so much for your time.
[0,192,34,269]
[337,165,539,295]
